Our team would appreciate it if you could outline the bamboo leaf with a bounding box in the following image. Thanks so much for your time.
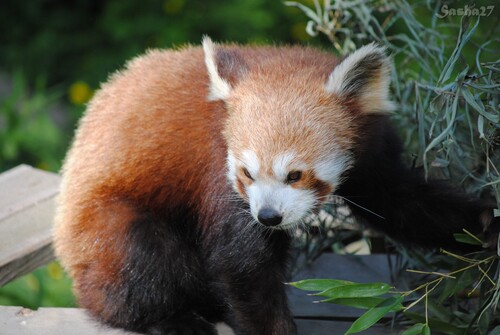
[401,323,425,335]
[425,87,459,154]
[330,297,404,311]
[345,296,404,334]
[462,88,500,123]
[287,278,354,292]
[438,17,479,84]
[315,283,392,302]
[405,312,465,335]
[284,2,321,23]
[478,115,485,139]
[488,326,500,335]
[453,233,483,246]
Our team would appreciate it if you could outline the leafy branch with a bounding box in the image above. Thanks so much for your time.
[289,239,498,334]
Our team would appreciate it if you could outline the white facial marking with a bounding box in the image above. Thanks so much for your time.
[314,150,353,186]
[272,152,307,181]
[247,182,316,228]
[241,150,260,178]
[228,148,352,230]
[226,150,237,182]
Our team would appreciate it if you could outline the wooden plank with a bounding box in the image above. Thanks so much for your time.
[0,306,235,335]
[0,165,60,286]
[0,306,398,335]
[295,319,396,335]
[288,254,396,319]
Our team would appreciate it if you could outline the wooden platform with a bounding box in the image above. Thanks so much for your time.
[0,165,399,334]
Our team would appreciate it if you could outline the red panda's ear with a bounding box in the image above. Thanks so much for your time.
[324,43,395,113]
[202,36,248,101]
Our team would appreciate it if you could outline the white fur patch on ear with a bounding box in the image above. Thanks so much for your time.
[325,43,395,113]
[202,36,231,101]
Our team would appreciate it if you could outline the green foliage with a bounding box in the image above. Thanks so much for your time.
[287,0,500,333]
[289,279,403,334]
[0,262,75,308]
[0,71,72,172]
[0,0,309,88]
[290,236,500,334]
[286,0,499,206]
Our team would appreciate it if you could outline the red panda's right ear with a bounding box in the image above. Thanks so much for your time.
[202,36,248,101]
[324,43,395,114]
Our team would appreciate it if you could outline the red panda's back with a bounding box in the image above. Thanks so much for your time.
[60,47,220,210]
[53,47,226,283]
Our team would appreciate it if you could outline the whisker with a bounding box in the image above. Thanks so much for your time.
[330,194,385,220]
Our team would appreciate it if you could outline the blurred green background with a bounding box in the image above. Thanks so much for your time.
[0,0,315,309]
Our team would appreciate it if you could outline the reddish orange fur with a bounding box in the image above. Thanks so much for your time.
[292,170,333,199]
[53,43,365,328]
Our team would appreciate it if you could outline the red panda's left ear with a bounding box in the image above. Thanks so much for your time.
[325,43,395,113]
[202,36,248,101]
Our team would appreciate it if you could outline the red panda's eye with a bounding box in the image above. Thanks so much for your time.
[242,168,254,181]
[286,171,302,184]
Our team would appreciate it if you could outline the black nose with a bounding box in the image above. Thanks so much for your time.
[257,208,282,226]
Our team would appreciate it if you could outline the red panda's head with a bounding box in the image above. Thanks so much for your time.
[203,37,394,230]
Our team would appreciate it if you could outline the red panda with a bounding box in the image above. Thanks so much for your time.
[53,37,498,335]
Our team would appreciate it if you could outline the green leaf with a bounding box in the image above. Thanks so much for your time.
[284,1,320,23]
[422,325,431,335]
[438,268,477,302]
[478,308,491,335]
[427,301,456,322]
[327,297,403,310]
[404,312,465,335]
[287,279,354,292]
[401,323,425,335]
[488,325,500,335]
[438,17,479,84]
[462,88,500,123]
[453,233,482,246]
[478,115,485,139]
[316,283,392,302]
[425,86,459,154]
[344,296,403,334]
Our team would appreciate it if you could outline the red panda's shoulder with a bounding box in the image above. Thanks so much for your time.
[61,46,226,209]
